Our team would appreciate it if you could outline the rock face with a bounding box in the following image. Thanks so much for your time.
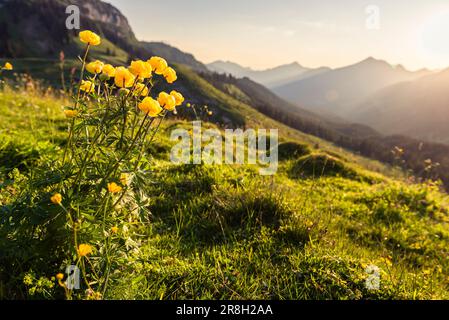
[0,0,208,71]
[0,0,137,58]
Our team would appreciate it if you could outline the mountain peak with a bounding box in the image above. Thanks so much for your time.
[358,57,388,66]
[286,61,303,67]
[0,0,137,58]
[395,64,407,71]
[207,60,330,88]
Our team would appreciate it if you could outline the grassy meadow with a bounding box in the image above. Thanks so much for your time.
[1,35,449,300]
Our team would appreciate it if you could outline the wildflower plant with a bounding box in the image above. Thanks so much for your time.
[49,30,184,298]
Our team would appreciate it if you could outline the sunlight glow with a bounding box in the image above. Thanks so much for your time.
[419,11,449,67]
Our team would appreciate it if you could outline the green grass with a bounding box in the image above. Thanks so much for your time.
[1,87,449,300]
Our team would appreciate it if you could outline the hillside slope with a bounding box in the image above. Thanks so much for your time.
[197,71,449,190]
[2,87,449,299]
[141,42,208,73]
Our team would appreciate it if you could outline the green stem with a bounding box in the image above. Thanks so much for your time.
[62,44,90,165]
[98,113,151,191]
[134,111,166,171]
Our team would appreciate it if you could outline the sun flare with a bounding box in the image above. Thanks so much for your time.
[419,11,449,67]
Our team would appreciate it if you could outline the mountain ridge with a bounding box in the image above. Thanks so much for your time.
[350,67,449,144]
[272,57,434,117]
[207,60,331,88]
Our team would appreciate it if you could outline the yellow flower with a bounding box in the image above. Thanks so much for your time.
[134,83,149,97]
[111,226,119,234]
[79,30,101,46]
[86,60,104,74]
[80,80,95,93]
[170,90,184,106]
[78,244,93,257]
[129,60,152,79]
[163,67,177,83]
[3,62,13,70]
[158,92,176,111]
[108,182,122,194]
[148,56,168,75]
[64,110,78,118]
[114,67,135,88]
[102,64,116,77]
[186,103,191,108]
[50,193,62,205]
[56,273,66,288]
[138,97,163,117]
[23,274,33,285]
[208,111,213,116]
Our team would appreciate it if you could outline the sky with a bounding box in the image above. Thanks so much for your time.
[107,0,449,71]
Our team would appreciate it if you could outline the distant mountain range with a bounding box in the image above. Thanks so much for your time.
[350,68,449,144]
[207,60,330,88]
[272,57,432,117]
[208,57,449,145]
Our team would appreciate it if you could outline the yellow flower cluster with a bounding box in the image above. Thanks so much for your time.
[52,30,191,298]
[136,90,184,117]
[76,30,185,119]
